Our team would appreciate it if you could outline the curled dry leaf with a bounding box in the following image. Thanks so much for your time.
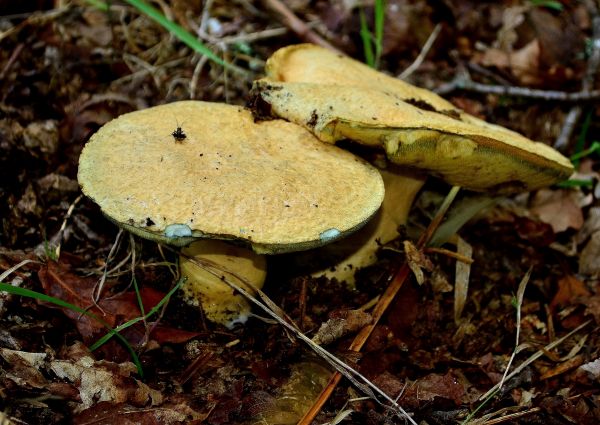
[50,356,163,411]
[373,370,466,410]
[73,400,208,425]
[576,206,600,245]
[531,189,585,233]
[579,232,600,277]
[550,275,591,311]
[577,358,600,380]
[404,240,433,285]
[311,309,373,346]
[0,348,48,389]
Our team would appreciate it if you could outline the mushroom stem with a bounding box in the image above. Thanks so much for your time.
[310,166,426,284]
[179,240,267,328]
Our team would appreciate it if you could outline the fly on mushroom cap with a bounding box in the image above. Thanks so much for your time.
[77,101,384,254]
[251,44,574,193]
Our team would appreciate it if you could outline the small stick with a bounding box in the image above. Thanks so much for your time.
[554,15,600,149]
[262,0,341,53]
[480,407,541,425]
[399,24,441,80]
[425,246,474,264]
[298,186,461,425]
[435,72,600,101]
[299,277,308,331]
[54,194,83,261]
[0,43,24,81]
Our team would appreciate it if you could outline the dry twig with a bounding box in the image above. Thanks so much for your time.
[554,15,600,149]
[435,70,600,101]
[261,0,341,53]
[399,24,442,80]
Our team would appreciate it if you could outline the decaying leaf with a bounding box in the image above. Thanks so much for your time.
[72,400,208,425]
[404,240,433,285]
[0,348,48,389]
[50,356,163,411]
[312,309,373,346]
[579,232,600,277]
[577,358,600,380]
[372,371,466,410]
[550,275,591,311]
[531,189,585,233]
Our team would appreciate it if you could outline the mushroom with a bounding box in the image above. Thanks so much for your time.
[250,43,573,283]
[252,44,573,193]
[77,101,384,326]
[179,240,267,327]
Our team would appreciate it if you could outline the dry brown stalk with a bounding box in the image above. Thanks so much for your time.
[261,0,341,53]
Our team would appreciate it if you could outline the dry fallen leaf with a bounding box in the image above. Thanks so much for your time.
[531,189,585,233]
[73,401,208,425]
[373,371,466,409]
[311,309,372,346]
[579,232,600,276]
[50,356,163,411]
[404,240,433,285]
[478,39,542,86]
[550,275,591,310]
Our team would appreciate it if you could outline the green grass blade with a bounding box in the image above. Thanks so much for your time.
[89,316,145,351]
[132,276,145,316]
[571,140,600,162]
[0,282,144,377]
[529,0,564,11]
[89,277,184,351]
[373,0,385,68]
[359,9,375,68]
[100,0,247,75]
[83,0,110,11]
[556,179,595,188]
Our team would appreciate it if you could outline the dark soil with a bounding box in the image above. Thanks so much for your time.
[1,1,599,424]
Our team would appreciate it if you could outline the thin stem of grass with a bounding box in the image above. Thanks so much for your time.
[86,0,246,75]
[570,140,600,162]
[359,9,375,68]
[0,282,144,377]
[359,0,386,69]
[373,0,385,69]
[88,277,184,351]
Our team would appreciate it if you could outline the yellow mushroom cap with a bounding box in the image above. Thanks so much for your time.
[78,101,384,253]
[253,44,573,193]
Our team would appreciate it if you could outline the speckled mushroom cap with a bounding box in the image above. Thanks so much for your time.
[78,101,384,254]
[251,44,573,193]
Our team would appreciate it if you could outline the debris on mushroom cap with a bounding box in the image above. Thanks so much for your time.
[251,44,574,193]
[77,101,384,254]
[179,240,266,328]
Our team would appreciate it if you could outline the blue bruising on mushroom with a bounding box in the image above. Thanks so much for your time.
[165,224,193,238]
[319,228,341,243]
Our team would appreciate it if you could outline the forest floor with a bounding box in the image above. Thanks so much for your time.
[1,1,599,424]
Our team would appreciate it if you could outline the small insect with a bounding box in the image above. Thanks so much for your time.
[172,121,186,142]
